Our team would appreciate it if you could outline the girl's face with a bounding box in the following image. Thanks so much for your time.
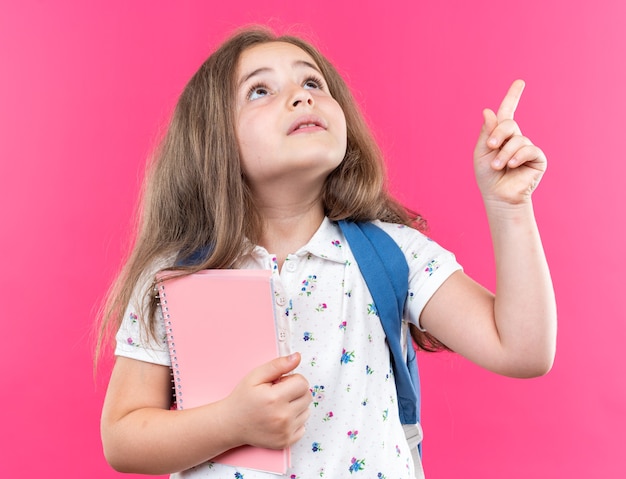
[235,42,347,195]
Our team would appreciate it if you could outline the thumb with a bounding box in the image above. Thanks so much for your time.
[481,108,498,141]
[252,353,302,385]
[475,108,498,157]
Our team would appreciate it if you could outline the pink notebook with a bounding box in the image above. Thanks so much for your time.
[157,269,289,475]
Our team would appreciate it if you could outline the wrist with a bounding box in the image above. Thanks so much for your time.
[483,197,535,220]
[482,199,540,235]
[202,398,244,452]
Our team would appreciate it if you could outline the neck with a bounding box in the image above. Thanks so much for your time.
[256,196,325,268]
[248,172,328,267]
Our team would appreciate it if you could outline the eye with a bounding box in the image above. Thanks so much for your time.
[303,75,325,90]
[246,83,270,101]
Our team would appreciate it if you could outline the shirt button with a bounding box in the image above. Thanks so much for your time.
[278,329,287,341]
[285,261,297,272]
[275,296,287,306]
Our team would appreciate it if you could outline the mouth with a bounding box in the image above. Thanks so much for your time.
[288,116,327,134]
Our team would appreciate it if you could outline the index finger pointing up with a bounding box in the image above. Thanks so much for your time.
[496,79,526,121]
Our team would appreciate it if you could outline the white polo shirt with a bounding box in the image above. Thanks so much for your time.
[115,217,462,479]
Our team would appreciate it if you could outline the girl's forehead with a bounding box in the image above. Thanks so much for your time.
[237,41,320,76]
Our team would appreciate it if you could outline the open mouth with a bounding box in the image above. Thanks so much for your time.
[297,122,319,130]
[288,116,327,134]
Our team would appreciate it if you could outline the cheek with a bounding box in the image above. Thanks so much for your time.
[236,126,271,179]
[330,100,347,137]
[236,117,262,161]
[336,109,348,155]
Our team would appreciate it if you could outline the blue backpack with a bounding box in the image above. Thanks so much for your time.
[337,221,420,428]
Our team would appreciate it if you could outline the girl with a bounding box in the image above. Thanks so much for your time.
[99,26,556,478]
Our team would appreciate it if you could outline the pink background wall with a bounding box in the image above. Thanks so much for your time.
[1,1,624,477]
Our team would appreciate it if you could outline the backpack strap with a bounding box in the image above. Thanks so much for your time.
[338,220,420,426]
[175,246,212,267]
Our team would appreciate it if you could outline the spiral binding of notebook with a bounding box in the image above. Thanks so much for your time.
[157,283,184,409]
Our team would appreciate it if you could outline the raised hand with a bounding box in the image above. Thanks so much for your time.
[473,80,547,207]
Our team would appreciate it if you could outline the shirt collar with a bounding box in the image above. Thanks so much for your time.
[298,217,346,264]
[247,217,347,265]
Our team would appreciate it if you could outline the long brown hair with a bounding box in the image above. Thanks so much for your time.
[96,26,446,362]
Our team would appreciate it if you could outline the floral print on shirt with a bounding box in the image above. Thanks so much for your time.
[114,218,461,479]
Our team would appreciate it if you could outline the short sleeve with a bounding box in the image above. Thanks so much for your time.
[114,270,171,367]
[375,221,462,331]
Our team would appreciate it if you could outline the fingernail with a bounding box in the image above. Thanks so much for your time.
[488,138,498,147]
[492,159,501,168]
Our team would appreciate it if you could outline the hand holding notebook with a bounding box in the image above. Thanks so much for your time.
[225,351,310,447]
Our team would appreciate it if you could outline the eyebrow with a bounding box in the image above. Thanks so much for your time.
[238,60,323,88]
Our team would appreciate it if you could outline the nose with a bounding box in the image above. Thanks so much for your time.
[289,86,314,109]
